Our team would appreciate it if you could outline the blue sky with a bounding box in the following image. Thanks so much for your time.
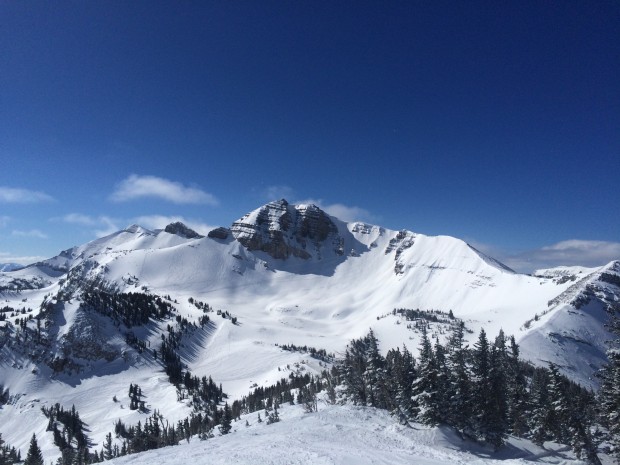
[1,1,619,272]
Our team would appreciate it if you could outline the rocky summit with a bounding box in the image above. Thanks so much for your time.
[230,199,344,259]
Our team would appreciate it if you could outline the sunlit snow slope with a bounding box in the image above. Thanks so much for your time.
[1,199,618,461]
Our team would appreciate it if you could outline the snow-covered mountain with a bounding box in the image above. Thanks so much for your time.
[1,199,619,462]
[0,263,22,272]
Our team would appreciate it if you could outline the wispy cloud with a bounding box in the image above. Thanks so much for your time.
[470,239,620,273]
[61,213,98,226]
[94,216,120,237]
[12,229,48,239]
[262,186,375,223]
[133,215,215,235]
[0,252,45,266]
[110,175,218,205]
[298,198,375,223]
[55,213,120,237]
[0,216,10,228]
[56,212,214,237]
[263,185,295,201]
[0,186,54,203]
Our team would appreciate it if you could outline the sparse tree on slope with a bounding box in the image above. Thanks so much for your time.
[24,434,43,465]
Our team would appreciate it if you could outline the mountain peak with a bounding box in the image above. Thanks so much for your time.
[230,200,343,260]
[124,224,151,235]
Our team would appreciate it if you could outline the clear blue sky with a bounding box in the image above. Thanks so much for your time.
[1,1,619,272]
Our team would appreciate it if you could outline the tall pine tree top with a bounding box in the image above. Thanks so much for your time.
[24,433,43,465]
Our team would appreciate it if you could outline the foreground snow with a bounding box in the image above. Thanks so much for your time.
[108,404,600,465]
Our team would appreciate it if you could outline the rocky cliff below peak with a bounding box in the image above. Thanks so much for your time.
[231,199,344,260]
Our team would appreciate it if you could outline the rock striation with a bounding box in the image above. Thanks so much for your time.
[231,199,344,260]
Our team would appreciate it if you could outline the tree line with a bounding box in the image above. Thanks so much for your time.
[336,325,601,463]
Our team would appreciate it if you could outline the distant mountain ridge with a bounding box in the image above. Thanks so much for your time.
[0,263,22,272]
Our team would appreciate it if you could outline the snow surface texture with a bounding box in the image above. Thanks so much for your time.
[108,403,599,465]
[1,200,619,461]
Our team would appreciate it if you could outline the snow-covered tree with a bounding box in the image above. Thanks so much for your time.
[411,327,441,425]
[24,434,43,465]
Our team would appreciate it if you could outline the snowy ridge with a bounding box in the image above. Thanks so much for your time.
[107,404,596,465]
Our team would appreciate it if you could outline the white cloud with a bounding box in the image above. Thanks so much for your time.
[0,186,54,203]
[0,252,46,266]
[110,175,218,205]
[298,198,374,223]
[0,216,10,228]
[261,187,374,223]
[133,215,215,235]
[56,212,214,238]
[61,213,98,226]
[55,214,120,237]
[94,216,121,237]
[263,185,295,201]
[12,229,48,239]
[469,239,620,274]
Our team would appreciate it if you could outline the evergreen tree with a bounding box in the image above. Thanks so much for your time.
[342,341,367,405]
[24,434,44,465]
[103,432,113,460]
[386,345,416,424]
[471,328,493,442]
[411,327,441,425]
[220,403,232,435]
[433,337,450,424]
[363,329,387,409]
[486,344,508,450]
[445,321,472,436]
[529,367,552,446]
[506,336,529,436]
[547,363,570,443]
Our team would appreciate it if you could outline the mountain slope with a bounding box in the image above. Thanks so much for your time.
[0,199,618,461]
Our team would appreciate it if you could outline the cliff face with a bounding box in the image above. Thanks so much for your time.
[231,199,343,260]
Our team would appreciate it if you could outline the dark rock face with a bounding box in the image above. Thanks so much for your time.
[164,222,204,239]
[231,199,343,260]
[207,227,230,240]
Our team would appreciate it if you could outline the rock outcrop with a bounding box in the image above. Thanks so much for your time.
[231,199,344,260]
[164,222,204,239]
[207,227,230,240]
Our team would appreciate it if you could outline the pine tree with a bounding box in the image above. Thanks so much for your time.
[24,434,43,465]
[386,345,416,424]
[506,336,528,436]
[103,432,113,460]
[547,363,570,443]
[529,367,552,446]
[446,321,472,436]
[471,328,493,443]
[433,337,450,424]
[220,403,232,434]
[411,327,441,425]
[486,344,508,450]
[363,329,387,409]
[342,341,367,405]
